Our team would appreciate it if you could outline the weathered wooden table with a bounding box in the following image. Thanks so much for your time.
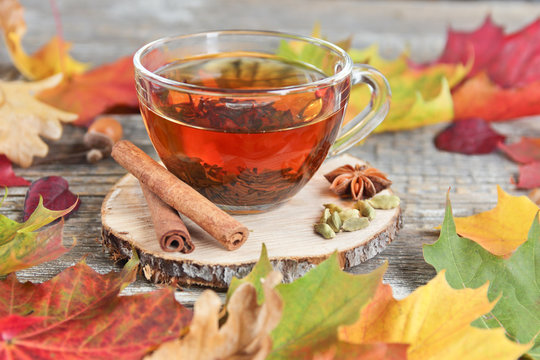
[2,0,540,304]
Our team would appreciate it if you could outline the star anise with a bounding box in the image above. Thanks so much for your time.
[324,164,392,200]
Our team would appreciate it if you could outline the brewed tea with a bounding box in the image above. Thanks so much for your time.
[140,54,349,211]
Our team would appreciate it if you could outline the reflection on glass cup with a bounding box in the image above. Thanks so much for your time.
[134,30,390,213]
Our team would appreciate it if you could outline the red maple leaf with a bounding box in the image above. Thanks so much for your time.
[512,162,540,189]
[37,56,139,127]
[0,315,46,340]
[423,16,540,122]
[434,117,505,154]
[0,256,191,359]
[433,16,540,88]
[487,19,540,88]
[23,176,80,221]
[435,16,504,80]
[0,155,30,187]
[498,137,540,164]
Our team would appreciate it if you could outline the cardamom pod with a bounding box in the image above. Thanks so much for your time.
[339,208,360,222]
[314,223,336,239]
[342,217,370,231]
[327,211,342,232]
[323,203,343,214]
[368,194,400,210]
[319,207,331,223]
[356,200,376,220]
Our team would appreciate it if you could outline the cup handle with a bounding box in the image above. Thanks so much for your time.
[329,64,391,156]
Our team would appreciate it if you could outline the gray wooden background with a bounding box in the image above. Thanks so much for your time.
[1,0,539,303]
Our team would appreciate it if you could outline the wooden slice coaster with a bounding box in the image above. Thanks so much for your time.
[101,154,402,288]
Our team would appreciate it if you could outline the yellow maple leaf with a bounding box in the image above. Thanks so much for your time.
[349,45,409,78]
[0,0,88,80]
[0,75,77,167]
[453,186,539,256]
[339,271,530,360]
[345,45,469,133]
[369,78,454,133]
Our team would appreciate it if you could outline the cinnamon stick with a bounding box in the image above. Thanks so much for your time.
[140,183,194,253]
[112,140,249,250]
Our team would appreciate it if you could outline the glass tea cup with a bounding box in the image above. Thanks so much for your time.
[134,30,390,213]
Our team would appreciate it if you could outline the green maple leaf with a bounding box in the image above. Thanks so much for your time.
[268,253,387,359]
[423,196,540,359]
[0,196,76,275]
[226,243,273,304]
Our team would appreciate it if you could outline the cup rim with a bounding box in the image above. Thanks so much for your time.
[133,29,353,95]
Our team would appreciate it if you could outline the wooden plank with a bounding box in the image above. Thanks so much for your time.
[9,115,538,305]
[101,155,401,288]
[0,0,538,306]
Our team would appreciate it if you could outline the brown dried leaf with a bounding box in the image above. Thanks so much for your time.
[146,271,283,360]
[0,75,77,167]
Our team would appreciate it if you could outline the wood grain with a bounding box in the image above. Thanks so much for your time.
[101,155,402,288]
[1,1,539,305]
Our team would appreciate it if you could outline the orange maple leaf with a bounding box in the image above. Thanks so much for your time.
[453,73,540,121]
[339,272,530,360]
[453,185,539,256]
[37,56,138,126]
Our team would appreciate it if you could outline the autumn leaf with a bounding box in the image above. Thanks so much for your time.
[487,18,540,88]
[10,36,89,81]
[23,176,80,221]
[345,77,454,133]
[227,243,273,304]
[276,24,350,72]
[0,314,46,339]
[429,16,540,88]
[279,27,467,133]
[512,162,540,189]
[351,44,470,89]
[268,254,386,360]
[380,78,454,132]
[453,73,540,121]
[434,118,506,154]
[452,186,538,256]
[227,247,403,359]
[0,0,88,80]
[424,196,540,359]
[428,16,504,80]
[499,137,540,164]
[0,253,191,359]
[346,45,467,133]
[312,342,408,360]
[0,196,76,275]
[0,0,23,38]
[38,56,138,126]
[0,75,77,167]
[339,272,530,360]
[0,154,29,186]
[426,16,540,121]
[147,271,282,360]
[348,45,408,78]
